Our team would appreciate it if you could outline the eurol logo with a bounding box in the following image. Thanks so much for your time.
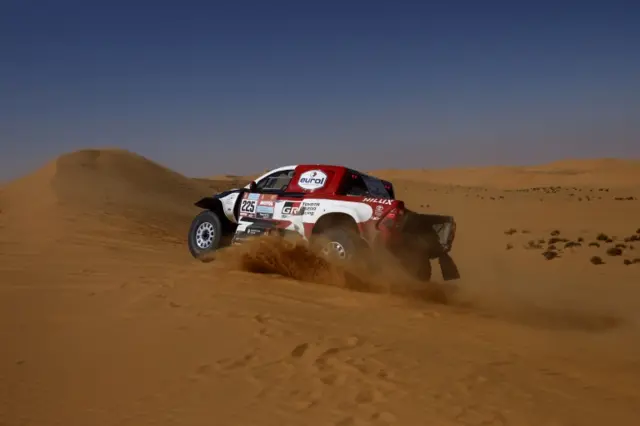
[298,170,327,190]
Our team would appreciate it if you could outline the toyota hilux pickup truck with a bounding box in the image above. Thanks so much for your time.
[187,164,458,281]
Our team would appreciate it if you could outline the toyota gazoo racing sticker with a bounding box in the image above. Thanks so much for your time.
[300,201,320,217]
[297,169,328,190]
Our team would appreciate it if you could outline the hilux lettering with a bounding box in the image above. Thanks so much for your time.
[363,197,393,205]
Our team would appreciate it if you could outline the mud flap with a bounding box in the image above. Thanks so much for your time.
[438,253,460,281]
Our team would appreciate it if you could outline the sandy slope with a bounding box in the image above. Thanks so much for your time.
[2,149,640,426]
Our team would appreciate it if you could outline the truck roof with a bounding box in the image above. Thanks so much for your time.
[243,163,395,200]
[259,164,379,178]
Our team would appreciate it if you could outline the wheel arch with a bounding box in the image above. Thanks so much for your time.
[312,212,360,236]
[194,197,236,235]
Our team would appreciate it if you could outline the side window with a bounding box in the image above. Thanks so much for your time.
[255,169,295,192]
[361,175,393,198]
[382,181,395,199]
[340,172,369,197]
[338,171,392,198]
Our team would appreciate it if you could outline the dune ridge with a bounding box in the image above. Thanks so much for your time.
[371,158,640,190]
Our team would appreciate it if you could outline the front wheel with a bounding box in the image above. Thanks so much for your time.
[188,210,223,260]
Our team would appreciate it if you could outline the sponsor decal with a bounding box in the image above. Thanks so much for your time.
[256,205,274,214]
[247,193,260,201]
[363,197,393,205]
[240,199,257,214]
[257,193,276,207]
[373,204,384,220]
[255,203,275,219]
[300,201,320,216]
[298,170,328,190]
[246,227,262,236]
[282,201,302,216]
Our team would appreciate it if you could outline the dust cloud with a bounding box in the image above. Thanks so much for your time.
[214,235,450,304]
[215,235,629,333]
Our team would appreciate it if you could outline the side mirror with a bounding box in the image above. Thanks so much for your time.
[248,180,257,192]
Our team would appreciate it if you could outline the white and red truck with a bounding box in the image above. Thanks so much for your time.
[188,164,458,281]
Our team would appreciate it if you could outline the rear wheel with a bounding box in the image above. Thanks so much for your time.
[188,210,223,260]
[313,227,361,263]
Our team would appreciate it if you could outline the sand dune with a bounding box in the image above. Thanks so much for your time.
[372,157,640,189]
[2,149,640,426]
[1,149,236,251]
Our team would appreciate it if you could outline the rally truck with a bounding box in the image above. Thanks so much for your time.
[187,164,459,281]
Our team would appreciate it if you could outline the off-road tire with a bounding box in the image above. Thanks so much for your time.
[188,210,223,260]
[313,227,361,263]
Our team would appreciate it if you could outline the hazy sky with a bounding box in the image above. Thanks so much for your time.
[1,0,639,181]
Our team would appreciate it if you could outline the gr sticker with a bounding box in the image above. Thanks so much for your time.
[298,170,327,190]
[282,201,302,215]
[240,199,257,214]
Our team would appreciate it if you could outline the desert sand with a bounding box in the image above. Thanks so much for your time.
[2,148,640,426]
